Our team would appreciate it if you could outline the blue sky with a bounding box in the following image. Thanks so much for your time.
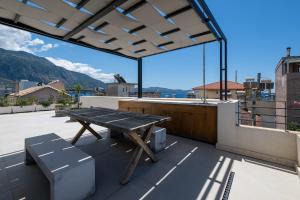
[2,0,300,90]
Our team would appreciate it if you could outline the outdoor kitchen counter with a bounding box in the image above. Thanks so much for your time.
[119,99,218,144]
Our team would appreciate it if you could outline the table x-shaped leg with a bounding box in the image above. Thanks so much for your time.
[71,120,102,145]
[120,125,158,184]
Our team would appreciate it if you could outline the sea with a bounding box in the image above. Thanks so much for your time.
[160,91,188,98]
[71,91,189,98]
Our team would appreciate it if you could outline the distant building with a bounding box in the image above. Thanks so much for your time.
[0,78,18,96]
[192,81,244,99]
[260,80,274,91]
[243,74,274,101]
[8,85,64,105]
[48,80,65,91]
[106,74,136,97]
[275,47,300,129]
[243,78,258,90]
[19,80,38,91]
[107,83,136,97]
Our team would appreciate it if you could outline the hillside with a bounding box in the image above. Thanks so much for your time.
[0,48,105,89]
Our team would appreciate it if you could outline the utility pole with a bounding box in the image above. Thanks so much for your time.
[235,70,238,83]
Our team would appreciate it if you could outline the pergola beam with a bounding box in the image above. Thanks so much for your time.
[56,18,67,28]
[123,0,147,15]
[76,0,91,10]
[143,39,216,58]
[13,14,21,23]
[188,0,221,40]
[196,0,227,41]
[165,5,192,19]
[63,0,128,40]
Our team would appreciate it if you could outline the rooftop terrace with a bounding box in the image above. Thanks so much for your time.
[1,111,300,200]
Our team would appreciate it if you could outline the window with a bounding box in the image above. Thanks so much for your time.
[282,63,287,75]
[296,64,300,73]
[289,63,300,73]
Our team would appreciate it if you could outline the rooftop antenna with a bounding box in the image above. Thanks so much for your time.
[203,44,206,103]
[235,70,238,83]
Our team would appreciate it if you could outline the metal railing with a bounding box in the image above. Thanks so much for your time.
[236,101,300,131]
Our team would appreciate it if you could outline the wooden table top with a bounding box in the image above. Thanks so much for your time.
[64,107,170,133]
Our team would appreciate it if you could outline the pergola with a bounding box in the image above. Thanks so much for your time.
[0,0,228,99]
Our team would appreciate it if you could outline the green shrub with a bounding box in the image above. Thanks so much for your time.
[40,101,51,108]
[287,121,300,131]
[57,97,73,106]
[16,98,33,107]
[0,97,8,107]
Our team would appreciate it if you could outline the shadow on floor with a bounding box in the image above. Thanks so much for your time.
[0,133,247,200]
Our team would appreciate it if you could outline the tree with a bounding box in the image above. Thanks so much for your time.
[58,89,71,106]
[74,84,82,108]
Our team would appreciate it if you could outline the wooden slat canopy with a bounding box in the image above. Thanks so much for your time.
[0,0,219,59]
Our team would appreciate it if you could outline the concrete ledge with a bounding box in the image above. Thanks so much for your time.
[25,133,95,200]
[0,104,55,114]
[295,164,300,179]
[216,143,297,168]
[296,133,300,178]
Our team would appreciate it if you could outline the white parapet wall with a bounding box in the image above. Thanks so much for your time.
[297,134,300,177]
[0,104,55,114]
[80,96,222,110]
[0,106,12,114]
[298,134,300,166]
[217,100,299,167]
[80,96,135,110]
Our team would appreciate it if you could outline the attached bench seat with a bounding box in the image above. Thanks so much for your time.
[25,133,95,200]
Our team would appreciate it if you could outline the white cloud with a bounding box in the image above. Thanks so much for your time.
[46,57,115,83]
[26,38,44,46]
[0,24,114,83]
[0,24,58,53]
[40,43,58,52]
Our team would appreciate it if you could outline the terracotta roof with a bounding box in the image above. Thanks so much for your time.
[48,80,60,84]
[10,85,60,97]
[192,81,244,90]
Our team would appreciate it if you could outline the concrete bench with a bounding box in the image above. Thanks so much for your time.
[25,133,95,200]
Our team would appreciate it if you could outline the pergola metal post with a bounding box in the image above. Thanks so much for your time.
[219,40,223,100]
[138,58,143,98]
[196,0,228,100]
[224,40,228,100]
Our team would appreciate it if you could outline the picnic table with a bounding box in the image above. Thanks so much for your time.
[64,107,170,184]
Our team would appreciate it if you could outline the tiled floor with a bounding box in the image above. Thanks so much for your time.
[0,111,300,200]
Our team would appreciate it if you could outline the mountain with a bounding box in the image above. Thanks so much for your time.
[0,48,105,89]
